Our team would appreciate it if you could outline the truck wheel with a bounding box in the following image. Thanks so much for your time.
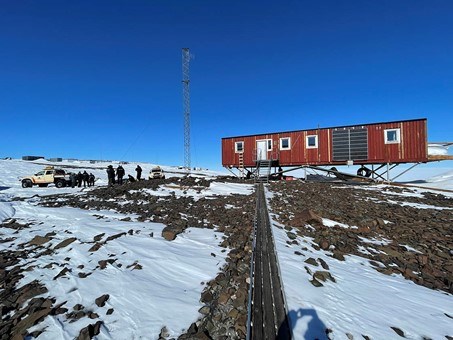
[55,180,65,188]
[22,180,32,188]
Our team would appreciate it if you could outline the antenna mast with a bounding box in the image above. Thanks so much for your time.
[182,48,191,171]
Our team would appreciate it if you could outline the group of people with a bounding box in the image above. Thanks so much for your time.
[69,171,95,188]
[106,164,142,186]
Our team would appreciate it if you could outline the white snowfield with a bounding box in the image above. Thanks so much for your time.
[0,159,452,339]
[428,143,450,156]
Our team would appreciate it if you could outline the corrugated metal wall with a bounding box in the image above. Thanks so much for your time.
[222,119,427,167]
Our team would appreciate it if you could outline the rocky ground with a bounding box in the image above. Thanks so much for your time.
[267,180,453,294]
[1,177,255,339]
[1,177,452,339]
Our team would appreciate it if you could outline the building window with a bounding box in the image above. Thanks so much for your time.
[384,129,401,144]
[306,135,318,148]
[280,137,291,150]
[235,141,244,153]
[267,140,272,150]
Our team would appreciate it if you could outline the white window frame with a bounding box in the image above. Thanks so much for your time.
[235,141,244,153]
[267,139,273,151]
[384,128,401,144]
[306,135,318,149]
[280,137,291,150]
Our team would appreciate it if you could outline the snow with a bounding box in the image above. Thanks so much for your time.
[322,218,357,229]
[0,159,250,338]
[428,143,449,155]
[136,181,254,201]
[268,208,453,340]
[1,158,452,338]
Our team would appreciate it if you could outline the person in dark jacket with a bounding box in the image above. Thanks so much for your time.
[116,165,125,185]
[107,165,115,186]
[135,165,142,181]
[70,172,76,188]
[76,172,83,187]
[89,173,95,187]
[82,171,89,188]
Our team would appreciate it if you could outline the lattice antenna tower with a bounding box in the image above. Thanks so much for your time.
[182,48,191,171]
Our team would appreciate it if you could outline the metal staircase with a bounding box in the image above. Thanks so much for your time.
[255,159,272,183]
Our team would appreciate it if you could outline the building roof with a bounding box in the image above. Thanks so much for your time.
[221,118,427,140]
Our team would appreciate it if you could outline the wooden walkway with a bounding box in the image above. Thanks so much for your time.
[247,183,291,339]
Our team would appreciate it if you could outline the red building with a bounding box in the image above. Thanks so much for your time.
[221,118,441,175]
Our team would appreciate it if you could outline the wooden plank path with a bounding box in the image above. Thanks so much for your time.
[247,183,291,339]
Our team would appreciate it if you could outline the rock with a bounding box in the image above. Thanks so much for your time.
[98,259,116,269]
[295,209,323,225]
[390,326,405,337]
[88,312,99,319]
[304,258,319,266]
[319,239,329,250]
[93,233,105,242]
[105,232,126,242]
[73,304,84,311]
[201,290,213,303]
[187,322,198,335]
[95,294,109,307]
[106,308,114,315]
[54,237,77,250]
[332,251,345,261]
[51,301,68,316]
[218,292,230,305]
[88,242,103,252]
[228,308,239,318]
[287,232,297,240]
[12,306,52,338]
[318,258,329,270]
[53,267,71,280]
[162,226,181,241]
[313,271,335,283]
[159,326,170,339]
[78,272,91,278]
[77,321,103,340]
[28,235,52,246]
[198,306,210,315]
[310,278,323,287]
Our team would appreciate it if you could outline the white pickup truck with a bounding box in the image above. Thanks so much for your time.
[148,166,165,179]
[21,166,71,188]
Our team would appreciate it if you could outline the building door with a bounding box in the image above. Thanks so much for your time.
[256,140,268,160]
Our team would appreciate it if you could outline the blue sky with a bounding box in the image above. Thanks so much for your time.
[1,1,452,170]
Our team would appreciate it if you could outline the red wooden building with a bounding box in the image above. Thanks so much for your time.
[221,118,452,178]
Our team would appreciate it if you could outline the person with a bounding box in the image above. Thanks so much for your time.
[278,166,284,180]
[116,165,125,185]
[89,173,95,187]
[128,174,136,182]
[70,172,76,188]
[82,171,89,188]
[135,165,142,181]
[106,165,115,187]
[76,172,83,188]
